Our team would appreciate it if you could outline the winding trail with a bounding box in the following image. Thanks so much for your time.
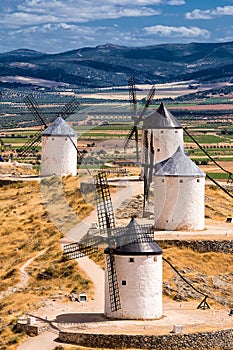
[0,250,46,301]
[17,178,143,350]
[17,177,233,349]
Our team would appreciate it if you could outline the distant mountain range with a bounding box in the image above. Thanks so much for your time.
[0,42,233,89]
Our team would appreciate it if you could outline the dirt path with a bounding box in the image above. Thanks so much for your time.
[66,178,143,242]
[0,250,46,301]
[17,178,233,349]
[17,179,143,350]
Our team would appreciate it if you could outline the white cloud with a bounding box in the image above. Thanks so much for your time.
[186,6,233,20]
[144,25,210,38]
[168,0,185,5]
[213,6,233,16]
[0,0,162,27]
[3,12,59,26]
[217,36,233,43]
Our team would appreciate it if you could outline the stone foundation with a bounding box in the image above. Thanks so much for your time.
[58,328,233,349]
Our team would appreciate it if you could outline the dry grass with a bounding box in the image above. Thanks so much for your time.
[0,176,93,349]
[0,175,232,349]
[205,184,233,222]
[162,246,233,303]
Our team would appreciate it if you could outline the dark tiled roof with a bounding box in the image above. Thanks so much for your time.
[106,218,162,256]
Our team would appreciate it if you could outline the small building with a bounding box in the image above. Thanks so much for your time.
[153,147,206,231]
[142,102,183,164]
[40,117,77,177]
[104,218,163,320]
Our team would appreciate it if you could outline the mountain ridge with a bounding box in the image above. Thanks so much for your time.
[0,41,233,88]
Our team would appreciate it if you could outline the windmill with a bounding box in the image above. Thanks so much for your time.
[63,171,163,316]
[17,94,79,160]
[124,77,156,162]
[141,102,184,213]
[63,170,211,317]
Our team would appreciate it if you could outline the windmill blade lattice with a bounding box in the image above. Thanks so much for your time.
[106,252,121,312]
[146,131,155,199]
[95,171,116,236]
[95,171,121,312]
[63,235,103,259]
[56,96,80,121]
[124,77,156,162]
[128,76,137,118]
[17,129,42,158]
[138,85,156,119]
[24,94,48,128]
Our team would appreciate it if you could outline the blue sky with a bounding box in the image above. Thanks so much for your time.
[1,0,233,53]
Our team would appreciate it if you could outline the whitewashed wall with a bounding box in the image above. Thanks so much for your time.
[151,128,183,163]
[40,135,77,177]
[105,254,163,319]
[154,176,205,231]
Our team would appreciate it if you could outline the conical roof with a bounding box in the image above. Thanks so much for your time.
[42,117,77,137]
[154,146,205,177]
[143,102,182,129]
[107,218,162,256]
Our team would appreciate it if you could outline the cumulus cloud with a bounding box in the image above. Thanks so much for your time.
[144,25,210,38]
[0,0,162,27]
[2,12,59,26]
[186,6,233,20]
[168,0,185,5]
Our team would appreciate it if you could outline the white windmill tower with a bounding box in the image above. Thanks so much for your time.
[153,146,206,231]
[64,172,163,320]
[104,217,163,320]
[142,102,184,164]
[40,116,77,177]
[140,102,184,209]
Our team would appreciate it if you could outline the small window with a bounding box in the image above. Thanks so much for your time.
[179,179,183,183]
[157,148,160,152]
[162,179,165,183]
[154,256,157,262]
[175,130,178,133]
[129,258,134,263]
[197,179,200,183]
[65,137,67,140]
[122,280,126,286]
[161,130,164,134]
[52,137,54,140]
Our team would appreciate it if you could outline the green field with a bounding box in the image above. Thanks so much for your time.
[206,172,231,179]
[184,135,232,143]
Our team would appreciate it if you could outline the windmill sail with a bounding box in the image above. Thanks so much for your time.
[95,171,116,236]
[124,77,156,162]
[106,252,121,312]
[17,130,42,158]
[63,235,102,259]
[95,171,121,312]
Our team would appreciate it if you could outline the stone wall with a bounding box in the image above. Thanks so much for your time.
[16,322,48,336]
[59,328,233,349]
[158,239,233,254]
